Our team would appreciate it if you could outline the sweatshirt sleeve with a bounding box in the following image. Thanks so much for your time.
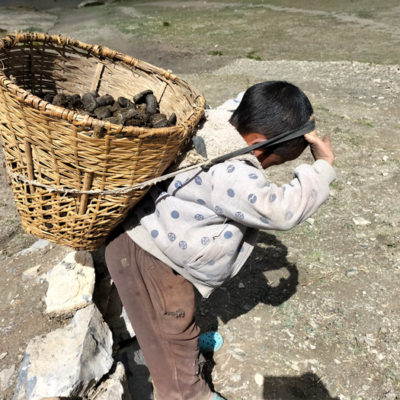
[209,159,336,230]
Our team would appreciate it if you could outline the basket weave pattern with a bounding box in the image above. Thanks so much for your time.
[0,32,205,250]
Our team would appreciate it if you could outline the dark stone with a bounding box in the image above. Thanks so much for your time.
[109,102,121,113]
[43,93,55,103]
[52,94,68,107]
[115,107,140,121]
[125,116,146,127]
[69,94,83,109]
[133,89,153,104]
[94,106,112,119]
[168,113,177,126]
[192,136,207,158]
[82,93,98,113]
[145,94,158,115]
[117,96,131,108]
[150,113,168,128]
[96,94,115,107]
[103,117,122,125]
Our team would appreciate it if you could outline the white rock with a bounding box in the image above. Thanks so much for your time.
[0,351,7,360]
[231,373,241,382]
[78,0,105,8]
[16,239,50,256]
[13,305,113,400]
[352,217,371,226]
[254,372,263,386]
[0,365,15,391]
[88,362,132,400]
[45,251,95,316]
[22,265,41,281]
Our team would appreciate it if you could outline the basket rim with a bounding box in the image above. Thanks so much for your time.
[0,31,205,137]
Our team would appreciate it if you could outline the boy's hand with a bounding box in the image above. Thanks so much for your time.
[304,131,334,165]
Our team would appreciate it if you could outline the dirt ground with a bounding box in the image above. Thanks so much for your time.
[0,1,399,399]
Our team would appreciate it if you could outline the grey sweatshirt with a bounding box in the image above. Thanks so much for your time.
[124,110,336,297]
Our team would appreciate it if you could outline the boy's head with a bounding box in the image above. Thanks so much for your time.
[229,81,313,168]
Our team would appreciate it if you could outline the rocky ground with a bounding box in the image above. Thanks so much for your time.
[0,1,399,399]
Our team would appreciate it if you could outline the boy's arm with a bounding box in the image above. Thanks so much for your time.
[210,157,335,231]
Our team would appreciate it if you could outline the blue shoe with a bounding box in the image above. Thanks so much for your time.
[198,331,223,353]
[213,393,225,400]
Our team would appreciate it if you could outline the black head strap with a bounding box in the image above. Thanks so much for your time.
[206,119,315,167]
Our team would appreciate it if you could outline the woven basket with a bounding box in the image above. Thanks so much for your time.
[0,32,205,250]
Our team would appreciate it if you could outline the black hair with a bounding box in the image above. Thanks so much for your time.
[229,81,313,157]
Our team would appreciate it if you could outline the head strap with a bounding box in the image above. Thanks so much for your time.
[206,119,315,167]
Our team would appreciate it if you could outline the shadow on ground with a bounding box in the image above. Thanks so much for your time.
[263,372,339,400]
[196,231,299,330]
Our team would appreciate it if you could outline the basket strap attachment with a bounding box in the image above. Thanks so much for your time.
[79,60,104,214]
[23,140,35,195]
[90,62,106,94]
[79,125,102,214]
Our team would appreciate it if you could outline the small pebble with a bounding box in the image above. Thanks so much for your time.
[231,373,241,383]
[352,217,371,226]
[346,267,358,277]
[0,352,7,360]
[238,282,245,289]
[254,372,264,386]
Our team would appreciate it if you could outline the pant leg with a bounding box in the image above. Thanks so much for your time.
[105,229,213,400]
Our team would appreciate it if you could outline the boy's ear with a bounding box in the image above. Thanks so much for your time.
[242,132,268,146]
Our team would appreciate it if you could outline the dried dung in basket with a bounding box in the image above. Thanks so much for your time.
[0,32,205,250]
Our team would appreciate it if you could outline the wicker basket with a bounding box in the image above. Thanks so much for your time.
[0,32,205,250]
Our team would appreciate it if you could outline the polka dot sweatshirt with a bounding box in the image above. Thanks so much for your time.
[124,109,336,297]
[125,158,335,297]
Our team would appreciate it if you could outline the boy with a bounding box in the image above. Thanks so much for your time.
[105,81,335,400]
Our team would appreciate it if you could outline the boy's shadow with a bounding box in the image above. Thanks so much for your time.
[196,231,301,397]
[195,231,299,331]
[201,372,339,400]
[263,372,340,399]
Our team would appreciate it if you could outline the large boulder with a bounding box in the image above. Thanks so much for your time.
[45,251,95,316]
[13,305,113,400]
